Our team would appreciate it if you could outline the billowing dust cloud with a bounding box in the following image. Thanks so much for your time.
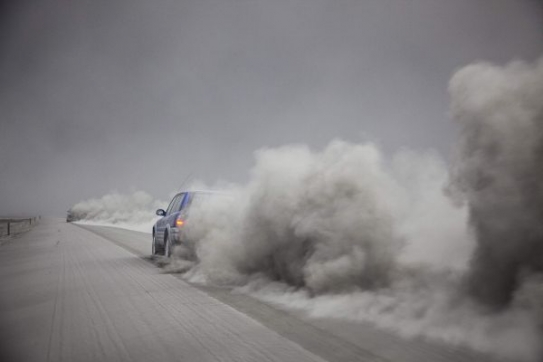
[183,142,469,290]
[448,58,543,309]
[179,139,540,360]
[177,58,543,361]
[68,191,163,232]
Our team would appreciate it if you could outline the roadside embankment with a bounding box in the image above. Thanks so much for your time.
[0,217,40,240]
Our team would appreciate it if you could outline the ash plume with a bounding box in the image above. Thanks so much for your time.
[68,191,163,231]
[180,139,542,360]
[182,141,462,293]
[448,58,543,309]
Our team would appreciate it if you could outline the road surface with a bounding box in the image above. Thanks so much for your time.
[0,219,508,362]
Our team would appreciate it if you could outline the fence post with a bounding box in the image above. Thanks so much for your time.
[7,221,10,236]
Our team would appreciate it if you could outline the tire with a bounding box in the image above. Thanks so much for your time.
[164,232,171,258]
[152,233,161,256]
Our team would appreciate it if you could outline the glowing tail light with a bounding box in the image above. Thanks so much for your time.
[175,218,185,227]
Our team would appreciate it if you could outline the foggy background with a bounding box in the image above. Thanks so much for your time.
[1,0,542,216]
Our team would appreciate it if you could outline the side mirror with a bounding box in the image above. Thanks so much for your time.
[156,209,166,217]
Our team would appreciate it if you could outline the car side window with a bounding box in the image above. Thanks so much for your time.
[178,193,189,212]
[167,193,185,215]
[178,193,188,211]
[166,195,180,215]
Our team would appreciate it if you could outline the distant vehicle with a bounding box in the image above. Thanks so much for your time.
[66,209,85,223]
[152,190,221,257]
[66,211,75,223]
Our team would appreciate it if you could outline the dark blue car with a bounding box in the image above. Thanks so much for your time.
[152,190,218,257]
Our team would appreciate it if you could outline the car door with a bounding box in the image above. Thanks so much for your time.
[162,193,187,242]
[156,194,181,244]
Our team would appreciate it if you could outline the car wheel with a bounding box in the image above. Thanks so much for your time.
[164,233,171,258]
[151,234,160,255]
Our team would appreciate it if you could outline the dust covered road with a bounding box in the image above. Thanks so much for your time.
[0,219,328,362]
[0,219,511,362]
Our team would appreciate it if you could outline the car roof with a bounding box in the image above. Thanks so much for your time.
[175,190,227,196]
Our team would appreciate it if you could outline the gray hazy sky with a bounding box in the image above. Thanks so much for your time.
[1,0,542,216]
